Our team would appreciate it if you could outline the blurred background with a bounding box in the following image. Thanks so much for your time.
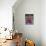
[0,0,46,46]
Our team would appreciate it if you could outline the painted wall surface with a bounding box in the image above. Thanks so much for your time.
[0,0,16,29]
[13,0,41,46]
[41,0,46,46]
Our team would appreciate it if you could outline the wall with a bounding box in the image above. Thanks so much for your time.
[13,0,41,46]
[41,0,46,46]
[0,0,16,30]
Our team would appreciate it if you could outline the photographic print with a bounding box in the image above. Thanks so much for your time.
[25,14,34,25]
